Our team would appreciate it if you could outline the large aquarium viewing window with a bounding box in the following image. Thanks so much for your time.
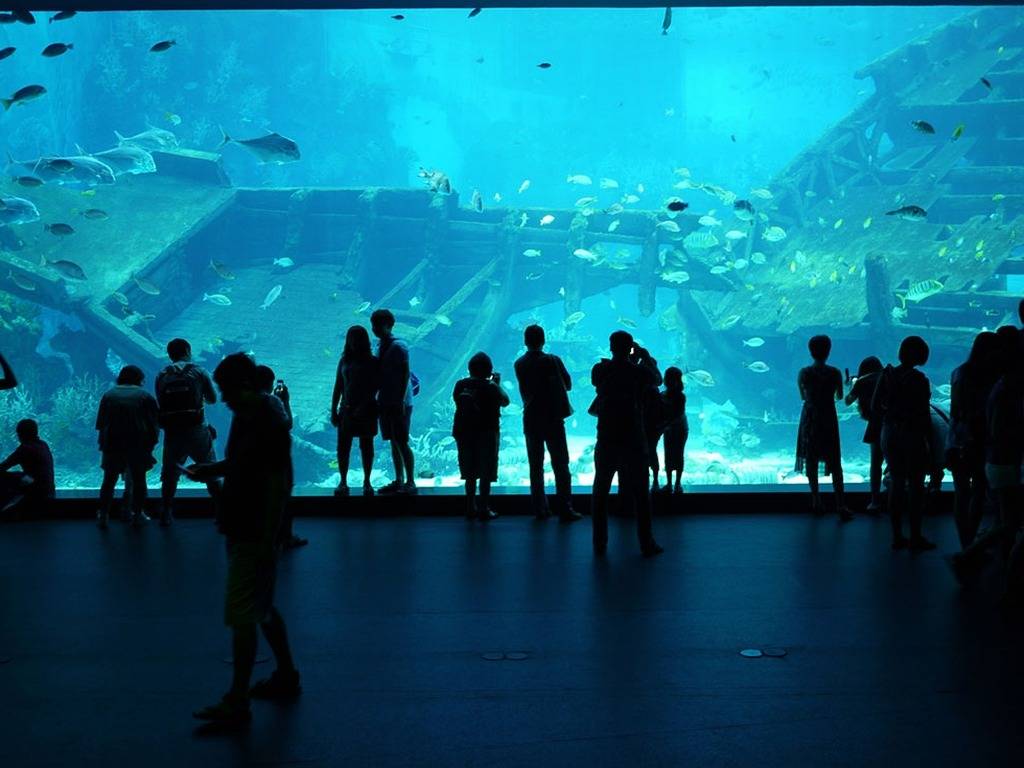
[0,5,1021,492]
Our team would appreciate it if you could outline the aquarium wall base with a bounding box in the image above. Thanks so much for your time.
[38,486,953,520]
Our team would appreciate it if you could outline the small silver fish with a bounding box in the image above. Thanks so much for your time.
[203,293,232,306]
[261,284,283,309]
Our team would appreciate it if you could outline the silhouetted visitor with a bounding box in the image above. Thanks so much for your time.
[949,327,1024,602]
[0,418,54,521]
[95,365,159,529]
[0,352,16,391]
[513,324,580,521]
[331,325,380,497]
[156,338,220,526]
[872,335,935,551]
[946,331,1000,549]
[642,349,665,492]
[1019,298,1024,327]
[453,351,509,521]
[371,309,416,495]
[256,365,305,550]
[844,356,884,513]
[589,331,663,557]
[796,335,852,521]
[191,353,300,725]
[660,366,688,494]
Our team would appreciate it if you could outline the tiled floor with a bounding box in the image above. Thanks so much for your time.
[1,512,1021,766]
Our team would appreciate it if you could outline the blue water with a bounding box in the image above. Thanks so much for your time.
[0,6,1018,491]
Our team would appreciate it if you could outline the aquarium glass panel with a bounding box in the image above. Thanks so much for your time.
[0,6,1020,491]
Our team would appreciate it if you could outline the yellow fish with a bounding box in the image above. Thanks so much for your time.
[863,217,872,229]
[80,189,96,197]
[976,239,985,251]
[809,276,818,288]
[847,264,857,275]
[938,246,948,258]
[829,270,838,283]
[993,193,1006,201]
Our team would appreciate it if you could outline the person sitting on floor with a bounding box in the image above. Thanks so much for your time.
[0,418,55,521]
[452,351,510,521]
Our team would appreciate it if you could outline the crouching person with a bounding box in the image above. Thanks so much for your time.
[191,353,300,725]
[96,365,160,528]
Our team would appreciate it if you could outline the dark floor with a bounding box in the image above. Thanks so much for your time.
[1,512,1022,767]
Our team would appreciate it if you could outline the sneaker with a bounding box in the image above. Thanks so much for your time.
[403,482,418,496]
[377,480,403,495]
[132,511,151,527]
[361,484,374,497]
[192,693,251,724]
[249,668,301,700]
[908,536,936,552]
[559,508,583,523]
[478,507,499,522]
[333,485,350,497]
[96,511,109,530]
[641,541,665,558]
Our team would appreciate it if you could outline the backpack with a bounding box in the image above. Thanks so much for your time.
[157,363,204,429]
[453,381,483,436]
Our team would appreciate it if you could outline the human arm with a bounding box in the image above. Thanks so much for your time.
[833,367,844,402]
[0,353,17,390]
[274,383,293,430]
[0,447,20,473]
[200,369,217,405]
[495,380,510,407]
[330,360,344,427]
[555,356,572,391]
[797,368,808,401]
[843,378,859,407]
[185,459,228,481]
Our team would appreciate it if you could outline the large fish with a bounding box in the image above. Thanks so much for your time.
[7,153,115,187]
[115,127,179,152]
[88,144,156,176]
[218,127,300,165]
[0,195,40,226]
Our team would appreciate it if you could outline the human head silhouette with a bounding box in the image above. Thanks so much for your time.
[664,366,683,390]
[609,330,634,359]
[343,325,372,359]
[15,418,38,442]
[370,309,395,341]
[468,351,493,379]
[116,365,144,386]
[524,324,545,351]
[213,352,258,412]
[856,356,882,378]
[808,335,831,362]
[166,338,191,362]
[898,335,929,367]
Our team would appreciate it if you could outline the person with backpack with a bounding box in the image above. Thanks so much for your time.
[155,338,220,526]
[371,309,417,495]
[589,331,663,557]
[513,324,581,521]
[453,352,510,521]
[871,335,935,551]
[95,365,160,528]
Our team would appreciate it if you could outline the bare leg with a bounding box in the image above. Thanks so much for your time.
[358,435,374,489]
[229,624,259,699]
[390,442,405,484]
[259,607,296,675]
[337,432,353,488]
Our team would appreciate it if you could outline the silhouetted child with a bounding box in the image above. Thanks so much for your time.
[872,335,935,551]
[256,364,305,549]
[796,335,852,520]
[660,366,688,494]
[452,352,509,521]
[844,356,884,513]
[0,418,55,520]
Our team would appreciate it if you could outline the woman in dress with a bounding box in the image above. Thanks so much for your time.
[331,325,380,497]
[796,335,852,520]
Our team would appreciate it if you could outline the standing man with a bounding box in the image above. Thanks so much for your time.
[155,338,220,526]
[589,331,664,558]
[371,309,416,495]
[514,324,581,521]
[191,353,300,725]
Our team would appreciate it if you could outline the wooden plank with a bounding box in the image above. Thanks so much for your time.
[374,258,429,309]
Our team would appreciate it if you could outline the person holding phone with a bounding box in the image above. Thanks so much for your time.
[452,352,509,521]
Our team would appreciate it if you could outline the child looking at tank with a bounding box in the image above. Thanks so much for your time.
[659,366,688,494]
[844,356,885,514]
[452,352,509,521]
[795,334,853,521]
